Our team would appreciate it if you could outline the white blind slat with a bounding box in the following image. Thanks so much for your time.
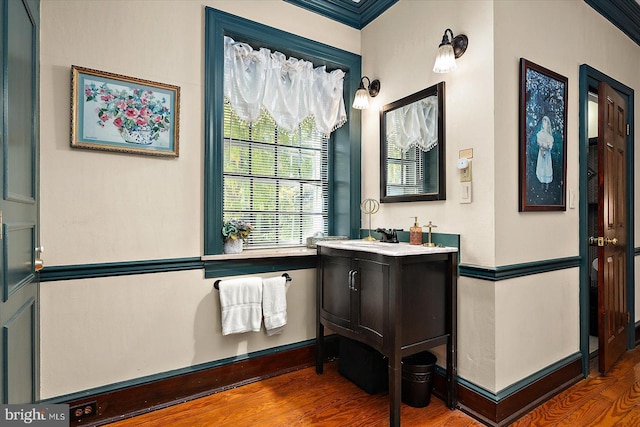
[223,102,328,248]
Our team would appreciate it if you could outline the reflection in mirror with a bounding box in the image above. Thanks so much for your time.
[380,82,445,202]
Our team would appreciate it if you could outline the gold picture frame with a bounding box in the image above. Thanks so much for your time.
[71,65,180,157]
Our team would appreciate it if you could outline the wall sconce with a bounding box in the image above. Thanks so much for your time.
[433,28,468,73]
[352,76,381,110]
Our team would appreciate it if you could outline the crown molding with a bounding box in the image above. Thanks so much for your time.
[585,0,640,46]
[283,0,398,29]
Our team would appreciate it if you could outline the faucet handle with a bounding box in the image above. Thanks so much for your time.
[390,229,402,243]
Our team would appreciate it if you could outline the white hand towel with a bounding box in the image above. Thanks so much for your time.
[218,277,263,335]
[262,276,287,336]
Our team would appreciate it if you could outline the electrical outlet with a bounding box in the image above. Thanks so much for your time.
[460,160,472,182]
[70,401,97,422]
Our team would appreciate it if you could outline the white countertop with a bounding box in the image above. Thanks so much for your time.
[316,240,457,257]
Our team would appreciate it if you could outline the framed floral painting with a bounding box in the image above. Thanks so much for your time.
[71,66,180,157]
[518,59,567,211]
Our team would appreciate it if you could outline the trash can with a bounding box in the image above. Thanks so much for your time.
[338,337,388,394]
[401,351,437,407]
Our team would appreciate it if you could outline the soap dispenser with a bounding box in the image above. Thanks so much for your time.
[409,217,422,245]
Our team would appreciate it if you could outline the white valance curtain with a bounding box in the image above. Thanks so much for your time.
[386,95,438,153]
[223,36,347,137]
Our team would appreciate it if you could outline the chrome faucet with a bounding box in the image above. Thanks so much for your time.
[376,228,401,243]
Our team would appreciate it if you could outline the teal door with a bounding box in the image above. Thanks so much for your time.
[0,0,40,403]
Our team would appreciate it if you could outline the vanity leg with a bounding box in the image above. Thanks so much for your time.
[388,356,401,427]
[446,252,458,409]
[316,323,324,374]
[446,336,454,408]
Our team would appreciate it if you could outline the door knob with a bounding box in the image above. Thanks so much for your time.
[34,246,44,271]
[604,237,618,246]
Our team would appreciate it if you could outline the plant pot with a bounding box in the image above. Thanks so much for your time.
[223,239,243,254]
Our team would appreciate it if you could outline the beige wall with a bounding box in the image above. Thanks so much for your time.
[492,0,640,391]
[361,0,496,268]
[361,0,640,394]
[39,0,640,400]
[40,0,360,266]
[39,0,359,398]
[40,269,317,397]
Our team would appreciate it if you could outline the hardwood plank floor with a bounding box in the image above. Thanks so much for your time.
[107,347,640,426]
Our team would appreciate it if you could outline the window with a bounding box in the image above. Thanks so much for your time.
[204,8,362,256]
[386,144,424,196]
[385,144,440,197]
[223,104,329,247]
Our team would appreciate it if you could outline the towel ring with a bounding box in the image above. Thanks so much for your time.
[214,273,291,290]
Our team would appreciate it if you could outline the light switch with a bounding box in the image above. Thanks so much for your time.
[569,189,575,209]
[460,182,471,204]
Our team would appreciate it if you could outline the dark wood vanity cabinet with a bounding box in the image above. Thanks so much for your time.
[315,243,458,427]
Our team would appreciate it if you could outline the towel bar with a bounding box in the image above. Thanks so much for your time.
[214,273,291,290]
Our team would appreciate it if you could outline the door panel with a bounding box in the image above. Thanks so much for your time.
[4,224,35,299]
[597,82,628,374]
[0,0,39,403]
[320,256,352,328]
[356,258,385,342]
[3,298,35,403]
[6,0,35,202]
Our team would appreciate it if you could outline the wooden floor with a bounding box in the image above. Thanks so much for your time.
[107,347,640,427]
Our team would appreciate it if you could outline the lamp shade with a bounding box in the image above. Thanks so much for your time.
[433,43,456,73]
[352,87,370,110]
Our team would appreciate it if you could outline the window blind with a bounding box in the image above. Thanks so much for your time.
[223,104,329,248]
[385,142,425,196]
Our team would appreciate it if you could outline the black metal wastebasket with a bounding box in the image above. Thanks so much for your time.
[401,351,437,408]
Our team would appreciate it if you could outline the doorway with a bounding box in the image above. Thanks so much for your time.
[586,92,598,357]
[579,65,635,376]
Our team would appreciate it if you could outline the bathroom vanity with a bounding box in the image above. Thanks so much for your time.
[315,240,458,427]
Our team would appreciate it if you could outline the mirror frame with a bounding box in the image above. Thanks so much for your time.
[380,82,446,203]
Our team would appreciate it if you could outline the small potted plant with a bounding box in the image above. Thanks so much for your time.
[221,219,254,254]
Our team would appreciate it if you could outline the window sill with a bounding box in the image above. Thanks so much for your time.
[202,247,318,279]
[201,246,317,261]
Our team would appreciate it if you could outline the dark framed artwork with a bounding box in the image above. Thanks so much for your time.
[519,58,568,211]
[71,66,180,157]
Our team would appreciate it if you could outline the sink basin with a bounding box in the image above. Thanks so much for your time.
[316,239,457,257]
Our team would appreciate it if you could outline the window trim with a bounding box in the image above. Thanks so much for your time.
[204,8,362,255]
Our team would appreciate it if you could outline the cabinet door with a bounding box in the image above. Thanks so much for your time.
[355,258,386,344]
[319,255,353,329]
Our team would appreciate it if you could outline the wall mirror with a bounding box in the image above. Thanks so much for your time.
[380,82,445,202]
